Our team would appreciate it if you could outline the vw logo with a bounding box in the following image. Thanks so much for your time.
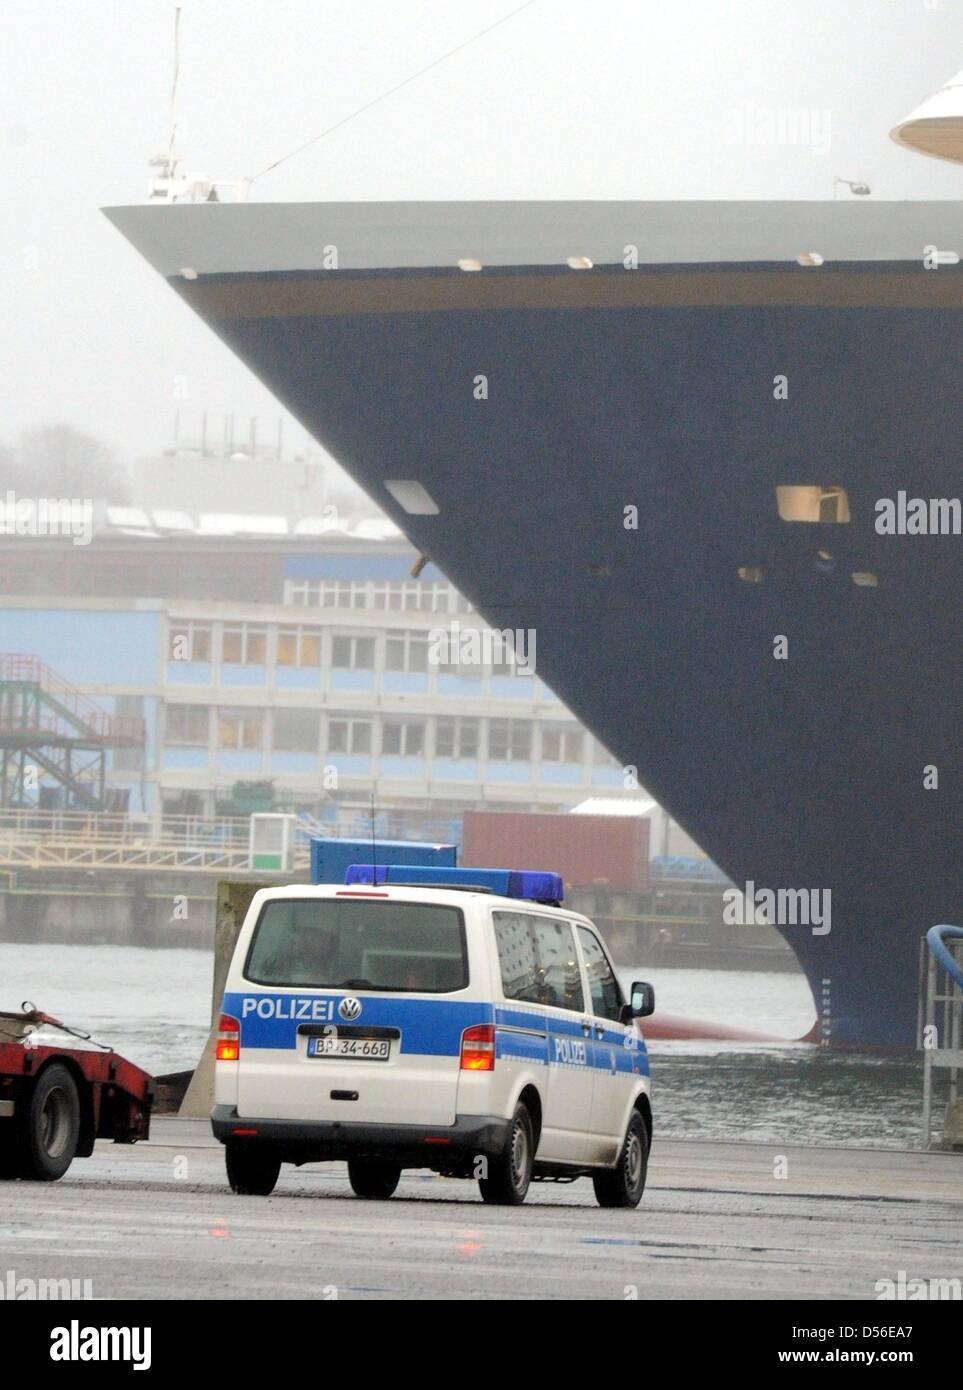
[338,996,362,1022]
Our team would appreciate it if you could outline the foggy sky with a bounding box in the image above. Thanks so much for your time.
[1,0,961,471]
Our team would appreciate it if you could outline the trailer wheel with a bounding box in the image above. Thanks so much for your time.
[21,1064,81,1182]
[225,1140,280,1195]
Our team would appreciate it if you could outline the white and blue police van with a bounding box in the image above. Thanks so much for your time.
[212,864,654,1207]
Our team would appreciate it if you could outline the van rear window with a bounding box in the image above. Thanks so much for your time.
[244,898,468,993]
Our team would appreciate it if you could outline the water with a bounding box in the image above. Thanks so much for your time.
[0,945,926,1149]
[0,943,212,1077]
[616,966,925,1149]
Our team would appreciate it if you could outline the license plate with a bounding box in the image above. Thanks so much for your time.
[306,1035,390,1061]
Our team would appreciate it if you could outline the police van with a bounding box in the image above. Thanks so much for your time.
[212,864,654,1207]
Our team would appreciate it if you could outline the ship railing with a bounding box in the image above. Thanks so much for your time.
[919,925,963,1150]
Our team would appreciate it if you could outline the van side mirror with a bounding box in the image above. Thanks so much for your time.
[627,981,655,1019]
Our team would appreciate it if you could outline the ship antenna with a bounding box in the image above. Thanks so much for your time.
[167,3,183,178]
[370,790,378,887]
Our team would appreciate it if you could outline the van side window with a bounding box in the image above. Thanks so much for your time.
[494,912,584,1012]
[531,918,584,1012]
[493,912,540,1005]
[577,926,622,1022]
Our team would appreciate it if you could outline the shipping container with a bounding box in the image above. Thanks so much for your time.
[311,837,457,885]
[462,812,649,892]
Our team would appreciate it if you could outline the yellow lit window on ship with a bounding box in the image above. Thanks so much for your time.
[775,485,851,523]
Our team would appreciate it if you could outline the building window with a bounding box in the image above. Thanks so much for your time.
[217,707,264,751]
[168,621,212,663]
[113,695,146,771]
[438,642,483,678]
[328,582,367,609]
[435,716,479,759]
[370,582,401,611]
[284,581,315,607]
[273,708,320,753]
[331,635,375,671]
[165,704,210,747]
[284,577,471,613]
[305,581,367,609]
[488,718,532,762]
[385,631,428,674]
[490,634,521,677]
[222,624,267,665]
[277,626,321,667]
[327,718,372,755]
[382,720,425,757]
[592,739,621,769]
[541,726,585,763]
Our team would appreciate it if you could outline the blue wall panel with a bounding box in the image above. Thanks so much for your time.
[0,609,160,684]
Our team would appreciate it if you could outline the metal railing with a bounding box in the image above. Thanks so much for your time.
[919,925,963,1149]
[0,654,145,746]
[0,807,458,874]
[0,808,310,874]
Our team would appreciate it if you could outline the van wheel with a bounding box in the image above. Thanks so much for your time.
[225,1140,281,1195]
[479,1103,533,1206]
[19,1064,81,1182]
[347,1158,401,1199]
[593,1111,648,1208]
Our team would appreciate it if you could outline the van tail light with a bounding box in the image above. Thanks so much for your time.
[460,1023,495,1072]
[216,1013,241,1062]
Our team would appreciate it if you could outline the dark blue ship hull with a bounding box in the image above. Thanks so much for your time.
[108,203,963,1046]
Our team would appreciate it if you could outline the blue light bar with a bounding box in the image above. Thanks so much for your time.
[344,863,564,903]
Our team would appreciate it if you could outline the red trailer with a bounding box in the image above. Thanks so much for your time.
[0,1007,152,1182]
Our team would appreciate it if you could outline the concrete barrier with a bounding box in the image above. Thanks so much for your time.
[178,880,268,1118]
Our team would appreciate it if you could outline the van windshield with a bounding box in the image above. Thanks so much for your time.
[244,898,468,993]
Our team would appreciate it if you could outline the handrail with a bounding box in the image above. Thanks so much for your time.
[926,924,963,991]
[0,652,145,746]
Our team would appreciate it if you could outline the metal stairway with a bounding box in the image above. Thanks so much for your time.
[0,653,144,810]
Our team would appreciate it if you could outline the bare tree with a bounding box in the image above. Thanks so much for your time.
[9,424,130,501]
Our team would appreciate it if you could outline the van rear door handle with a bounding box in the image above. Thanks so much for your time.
[580,1019,592,1036]
[594,1024,605,1039]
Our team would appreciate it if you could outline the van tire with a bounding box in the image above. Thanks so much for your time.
[479,1103,533,1206]
[347,1158,401,1199]
[20,1064,81,1182]
[225,1140,281,1195]
[593,1111,648,1208]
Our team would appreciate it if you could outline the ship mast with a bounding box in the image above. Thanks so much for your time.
[147,3,248,204]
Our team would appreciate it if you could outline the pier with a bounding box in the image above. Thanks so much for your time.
[2,1120,959,1300]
